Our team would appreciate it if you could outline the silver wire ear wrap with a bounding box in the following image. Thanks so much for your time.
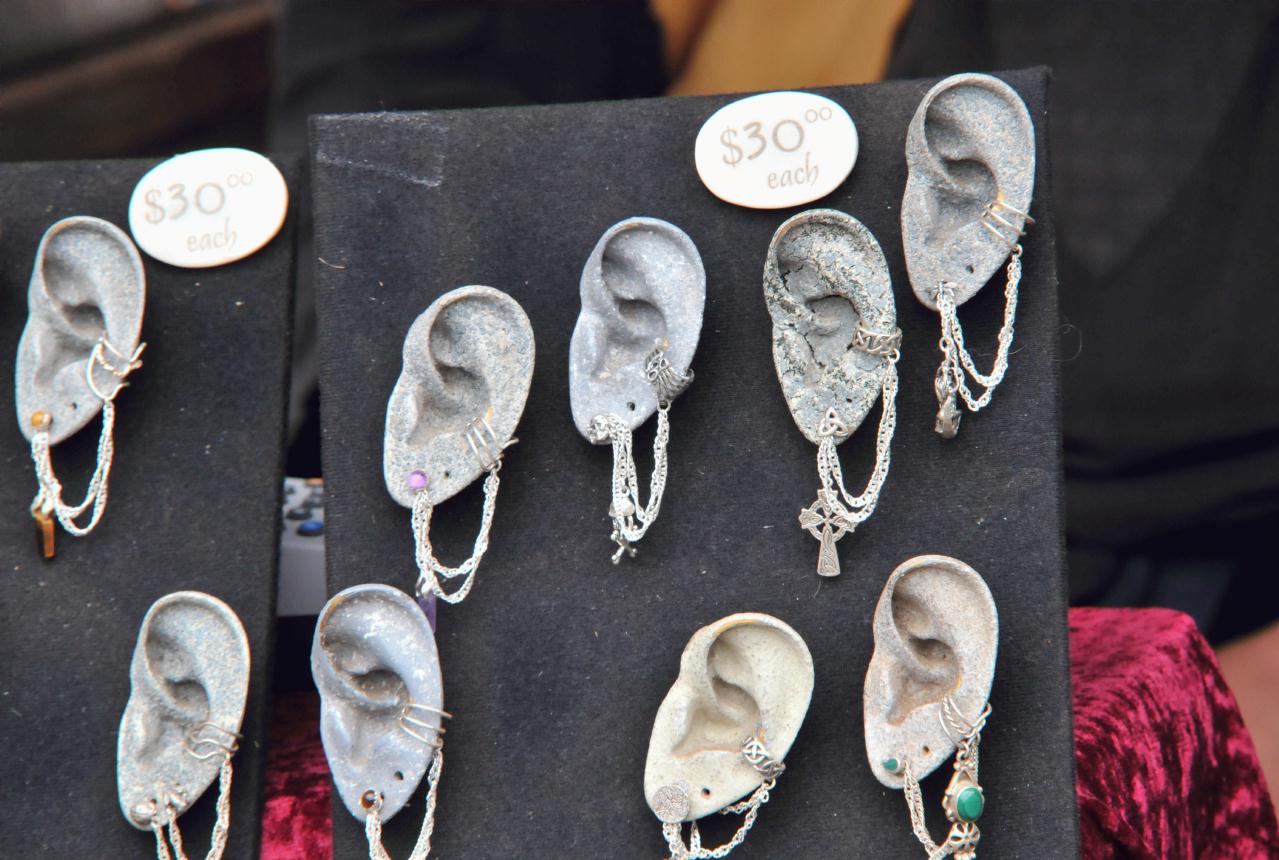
[411,415,514,604]
[141,722,239,860]
[660,735,785,860]
[899,698,991,860]
[27,336,145,557]
[586,346,694,563]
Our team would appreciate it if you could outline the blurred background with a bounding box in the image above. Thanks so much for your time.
[2,0,1275,797]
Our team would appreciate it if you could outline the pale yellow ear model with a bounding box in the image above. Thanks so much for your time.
[864,555,999,859]
[645,612,814,859]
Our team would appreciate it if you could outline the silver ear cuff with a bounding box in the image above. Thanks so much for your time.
[895,697,991,860]
[181,722,242,761]
[741,734,786,780]
[465,415,517,472]
[398,701,453,750]
[980,199,1034,241]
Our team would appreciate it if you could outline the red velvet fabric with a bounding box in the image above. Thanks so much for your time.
[262,609,1279,858]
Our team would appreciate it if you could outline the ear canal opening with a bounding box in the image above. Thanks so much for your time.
[776,235,862,369]
[886,588,961,726]
[595,247,668,377]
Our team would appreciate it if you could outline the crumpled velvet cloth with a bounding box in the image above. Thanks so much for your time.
[262,609,1278,858]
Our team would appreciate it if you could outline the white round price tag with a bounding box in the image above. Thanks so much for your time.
[694,91,857,210]
[128,147,288,268]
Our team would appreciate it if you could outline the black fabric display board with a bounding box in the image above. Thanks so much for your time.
[311,69,1077,858]
[0,160,296,858]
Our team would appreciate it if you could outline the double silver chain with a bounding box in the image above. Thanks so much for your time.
[933,198,1031,438]
[145,723,239,860]
[411,417,512,605]
[588,347,693,564]
[799,325,900,577]
[901,699,990,860]
[29,337,144,549]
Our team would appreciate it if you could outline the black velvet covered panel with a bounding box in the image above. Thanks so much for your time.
[310,70,1077,858]
[0,159,296,858]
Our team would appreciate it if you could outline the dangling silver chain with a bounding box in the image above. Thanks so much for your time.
[28,337,145,545]
[145,722,238,860]
[587,347,693,564]
[900,699,991,860]
[363,747,445,860]
[412,417,512,605]
[799,327,900,577]
[933,199,1030,439]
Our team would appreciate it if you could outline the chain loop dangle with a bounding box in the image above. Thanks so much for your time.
[363,747,445,860]
[145,721,237,860]
[899,698,991,860]
[412,416,513,605]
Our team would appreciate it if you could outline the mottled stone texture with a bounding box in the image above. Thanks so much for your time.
[312,584,443,823]
[902,73,1036,311]
[644,613,813,823]
[863,555,998,789]
[383,286,534,508]
[569,217,704,440]
[764,209,896,445]
[15,216,145,444]
[117,592,250,829]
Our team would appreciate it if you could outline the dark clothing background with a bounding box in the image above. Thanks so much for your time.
[889,0,1279,640]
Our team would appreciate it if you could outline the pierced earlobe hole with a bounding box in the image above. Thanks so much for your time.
[966,264,975,274]
[923,745,931,756]
[627,402,636,411]
[701,788,711,798]
[394,771,404,782]
[444,471,451,479]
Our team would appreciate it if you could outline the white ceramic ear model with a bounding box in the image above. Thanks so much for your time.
[764,208,897,445]
[902,73,1035,311]
[644,613,814,823]
[117,591,250,829]
[569,217,705,440]
[384,286,535,507]
[863,555,998,788]
[15,216,146,444]
[312,584,444,823]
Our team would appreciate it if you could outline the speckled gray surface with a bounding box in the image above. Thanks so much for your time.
[569,217,704,439]
[644,613,813,824]
[764,209,896,445]
[116,591,250,829]
[383,286,534,508]
[14,216,145,445]
[902,73,1036,311]
[862,555,998,789]
[313,584,443,823]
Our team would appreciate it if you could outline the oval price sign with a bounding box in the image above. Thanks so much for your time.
[694,91,857,210]
[128,148,288,268]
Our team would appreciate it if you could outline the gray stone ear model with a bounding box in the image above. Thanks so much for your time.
[764,209,901,578]
[15,216,147,558]
[645,613,814,858]
[902,72,1036,438]
[384,285,534,606]
[863,555,998,859]
[312,584,446,825]
[117,591,249,859]
[569,217,705,564]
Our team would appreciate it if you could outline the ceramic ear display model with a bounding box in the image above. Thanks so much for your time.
[764,209,901,577]
[570,217,705,563]
[902,73,1036,439]
[862,555,999,859]
[117,592,250,860]
[15,216,147,558]
[313,584,449,860]
[644,613,814,859]
[384,286,535,605]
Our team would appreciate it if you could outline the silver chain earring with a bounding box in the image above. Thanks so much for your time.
[570,217,705,564]
[765,209,901,577]
[16,216,147,557]
[902,73,1036,439]
[383,286,535,606]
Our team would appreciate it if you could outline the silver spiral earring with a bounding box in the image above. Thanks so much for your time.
[569,217,705,563]
[383,286,534,606]
[15,216,146,557]
[902,73,1036,438]
[864,555,999,859]
[764,209,901,577]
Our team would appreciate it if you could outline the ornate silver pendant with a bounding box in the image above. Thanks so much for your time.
[569,217,704,563]
[902,73,1036,438]
[764,209,901,577]
[384,286,535,604]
